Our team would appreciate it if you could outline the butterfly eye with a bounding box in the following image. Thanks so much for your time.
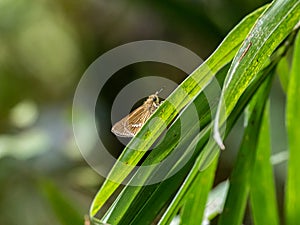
[153,96,157,102]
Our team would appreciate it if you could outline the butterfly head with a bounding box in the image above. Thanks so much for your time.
[148,94,160,105]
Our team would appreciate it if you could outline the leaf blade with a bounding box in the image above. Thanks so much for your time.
[250,101,279,225]
[285,29,300,225]
[218,74,273,225]
[179,156,218,225]
[214,0,300,148]
[89,5,268,218]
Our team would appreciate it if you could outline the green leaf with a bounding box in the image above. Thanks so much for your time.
[89,4,268,218]
[276,57,290,93]
[217,74,273,225]
[102,65,229,225]
[110,61,277,225]
[250,101,279,225]
[180,156,218,225]
[204,180,229,222]
[98,10,296,223]
[214,0,300,149]
[285,29,300,225]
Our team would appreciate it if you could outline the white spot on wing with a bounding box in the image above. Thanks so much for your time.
[132,123,142,128]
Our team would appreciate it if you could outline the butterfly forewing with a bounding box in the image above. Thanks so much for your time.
[111,114,134,137]
[111,94,160,137]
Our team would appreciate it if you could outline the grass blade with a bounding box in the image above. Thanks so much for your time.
[179,156,218,225]
[90,5,267,218]
[217,74,273,225]
[276,57,290,93]
[285,30,300,225]
[105,45,285,224]
[250,101,279,225]
[214,0,300,148]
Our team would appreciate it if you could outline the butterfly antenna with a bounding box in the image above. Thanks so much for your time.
[155,86,165,95]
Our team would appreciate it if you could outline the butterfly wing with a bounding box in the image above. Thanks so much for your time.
[126,106,152,135]
[111,114,133,137]
[111,106,152,137]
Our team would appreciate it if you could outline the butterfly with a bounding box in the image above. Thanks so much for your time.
[111,92,161,137]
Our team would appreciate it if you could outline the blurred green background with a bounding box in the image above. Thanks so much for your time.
[1,0,287,224]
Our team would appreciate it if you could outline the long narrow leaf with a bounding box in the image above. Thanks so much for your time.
[180,156,218,225]
[214,0,300,148]
[218,74,273,225]
[276,57,290,93]
[123,46,284,225]
[103,65,229,225]
[157,63,277,225]
[90,5,268,218]
[285,30,300,225]
[250,101,279,225]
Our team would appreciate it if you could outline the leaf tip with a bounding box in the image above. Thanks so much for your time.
[213,131,225,150]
